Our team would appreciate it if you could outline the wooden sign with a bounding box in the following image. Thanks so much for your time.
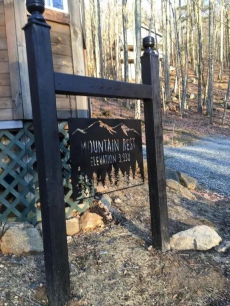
[68,118,144,199]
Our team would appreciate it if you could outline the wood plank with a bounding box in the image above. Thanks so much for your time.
[0,62,9,73]
[0,85,11,96]
[0,2,4,13]
[43,8,70,25]
[48,20,70,35]
[54,72,152,99]
[4,0,23,119]
[53,54,73,68]
[0,25,6,37]
[56,96,76,109]
[0,73,10,85]
[0,37,7,49]
[53,65,73,74]
[14,0,31,119]
[51,31,71,46]
[0,13,4,25]
[0,97,12,108]
[51,43,72,57]
[0,120,23,129]
[69,0,88,118]
[0,50,8,61]
[0,108,13,120]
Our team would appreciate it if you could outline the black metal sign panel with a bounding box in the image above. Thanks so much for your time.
[68,118,144,200]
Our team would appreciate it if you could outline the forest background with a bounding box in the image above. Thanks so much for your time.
[82,0,230,128]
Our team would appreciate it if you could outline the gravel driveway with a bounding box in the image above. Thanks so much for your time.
[164,135,230,197]
[144,135,230,197]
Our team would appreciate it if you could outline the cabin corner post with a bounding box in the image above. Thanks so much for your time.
[141,36,170,252]
[23,1,70,305]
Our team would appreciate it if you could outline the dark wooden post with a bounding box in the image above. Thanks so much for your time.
[23,1,70,304]
[141,36,170,251]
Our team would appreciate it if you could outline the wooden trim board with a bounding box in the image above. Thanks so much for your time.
[68,0,88,118]
[4,0,23,119]
[14,0,32,119]
[0,119,23,129]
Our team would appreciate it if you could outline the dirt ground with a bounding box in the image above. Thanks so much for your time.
[0,181,230,306]
[1,80,230,305]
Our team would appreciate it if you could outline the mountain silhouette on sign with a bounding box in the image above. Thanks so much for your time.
[72,120,140,136]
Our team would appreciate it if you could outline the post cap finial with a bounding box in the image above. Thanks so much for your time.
[26,0,45,20]
[143,36,155,51]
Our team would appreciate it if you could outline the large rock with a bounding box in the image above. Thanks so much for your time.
[1,227,43,255]
[36,219,80,237]
[166,179,196,200]
[95,185,108,193]
[80,211,104,231]
[2,222,34,231]
[101,194,112,207]
[170,225,222,251]
[165,167,180,183]
[215,241,230,253]
[35,222,43,236]
[178,172,197,190]
[66,218,80,236]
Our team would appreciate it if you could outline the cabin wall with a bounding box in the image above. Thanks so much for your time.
[48,19,76,118]
[0,0,88,121]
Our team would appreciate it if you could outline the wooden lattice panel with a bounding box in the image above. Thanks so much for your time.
[0,122,91,224]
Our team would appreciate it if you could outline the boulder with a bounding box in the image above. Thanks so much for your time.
[165,167,180,183]
[95,185,108,193]
[178,172,197,190]
[170,225,222,251]
[3,222,34,231]
[66,218,80,236]
[1,227,43,255]
[215,241,230,253]
[35,222,43,236]
[101,194,112,207]
[80,211,104,231]
[166,179,196,200]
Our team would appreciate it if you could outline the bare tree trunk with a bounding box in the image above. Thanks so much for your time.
[194,0,203,113]
[227,12,230,67]
[135,0,141,119]
[91,0,100,77]
[190,3,196,73]
[207,0,215,123]
[122,0,129,83]
[181,0,189,116]
[171,0,181,101]
[218,0,224,80]
[148,0,158,49]
[162,0,170,99]
[115,0,120,80]
[97,0,104,78]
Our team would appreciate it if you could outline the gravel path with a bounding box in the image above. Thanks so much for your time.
[144,135,230,197]
[164,135,230,197]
